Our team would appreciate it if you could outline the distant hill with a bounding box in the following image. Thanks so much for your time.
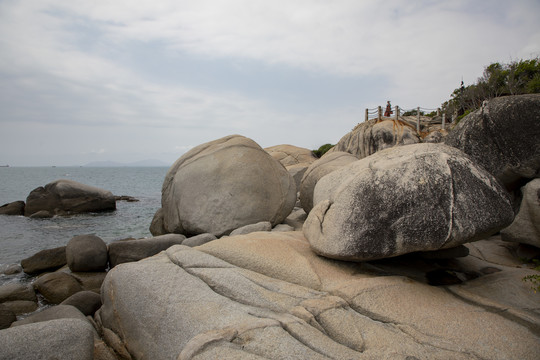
[84,159,171,167]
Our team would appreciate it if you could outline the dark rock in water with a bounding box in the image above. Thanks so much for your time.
[304,143,514,261]
[0,263,22,275]
[66,234,108,272]
[24,179,116,217]
[0,283,37,303]
[0,304,16,329]
[33,272,83,304]
[445,94,540,189]
[61,290,102,316]
[0,318,95,360]
[0,200,25,215]
[29,210,53,218]
[108,233,186,268]
[21,246,67,274]
[114,195,139,202]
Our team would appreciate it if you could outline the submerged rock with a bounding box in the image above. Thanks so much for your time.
[304,143,514,261]
[160,135,297,236]
[24,179,116,217]
[0,200,25,215]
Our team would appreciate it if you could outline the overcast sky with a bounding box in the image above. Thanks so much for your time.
[1,0,539,166]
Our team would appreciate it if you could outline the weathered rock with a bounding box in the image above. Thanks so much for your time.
[0,200,25,215]
[149,208,166,236]
[66,234,108,272]
[286,163,310,192]
[329,118,420,159]
[61,290,102,316]
[299,151,358,213]
[99,232,540,359]
[445,94,540,189]
[28,210,53,218]
[501,178,540,248]
[0,264,22,275]
[0,304,16,330]
[107,233,186,268]
[423,129,447,143]
[160,135,297,236]
[272,224,295,232]
[24,179,116,217]
[229,221,272,236]
[0,318,95,360]
[70,271,107,292]
[0,283,36,303]
[304,143,514,261]
[182,233,217,247]
[265,144,318,167]
[1,300,38,315]
[114,195,139,202]
[21,246,66,274]
[10,304,89,327]
[33,271,83,304]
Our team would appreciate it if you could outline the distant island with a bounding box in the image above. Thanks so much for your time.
[83,159,171,167]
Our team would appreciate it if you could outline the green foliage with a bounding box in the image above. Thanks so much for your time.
[442,57,540,119]
[403,109,424,116]
[313,144,334,158]
[522,259,540,294]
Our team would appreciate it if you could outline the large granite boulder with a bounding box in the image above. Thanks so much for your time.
[24,179,116,217]
[304,143,514,261]
[265,144,318,167]
[160,135,297,236]
[66,234,108,272]
[107,233,186,268]
[329,119,419,159]
[501,178,540,248]
[0,200,25,215]
[21,246,67,275]
[0,318,95,360]
[299,151,358,213]
[445,94,540,189]
[98,232,540,359]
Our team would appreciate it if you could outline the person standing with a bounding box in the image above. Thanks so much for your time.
[384,101,393,117]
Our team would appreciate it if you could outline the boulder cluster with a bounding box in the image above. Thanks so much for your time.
[1,94,539,359]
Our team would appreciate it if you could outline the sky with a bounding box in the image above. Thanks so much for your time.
[1,0,539,166]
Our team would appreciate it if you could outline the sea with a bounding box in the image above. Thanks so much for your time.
[0,166,169,274]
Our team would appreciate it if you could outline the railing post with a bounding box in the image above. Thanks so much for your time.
[365,108,368,122]
[417,106,421,132]
[442,114,446,130]
[395,106,399,120]
[378,106,382,121]
[437,108,441,116]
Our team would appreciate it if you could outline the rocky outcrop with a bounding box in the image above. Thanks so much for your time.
[160,135,297,236]
[501,178,540,248]
[0,201,24,215]
[98,232,540,360]
[0,318,95,360]
[24,179,116,217]
[304,143,514,261]
[329,118,419,159]
[445,94,540,189]
[299,151,358,213]
[66,234,108,272]
[21,246,66,274]
[265,144,318,167]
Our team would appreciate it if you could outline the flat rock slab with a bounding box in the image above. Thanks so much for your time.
[100,232,540,360]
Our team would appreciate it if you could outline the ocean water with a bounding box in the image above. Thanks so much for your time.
[0,166,169,268]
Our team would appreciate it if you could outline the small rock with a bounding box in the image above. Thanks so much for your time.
[182,233,217,247]
[272,224,295,232]
[66,234,108,272]
[21,246,67,275]
[33,271,83,304]
[230,221,272,236]
[0,283,37,303]
[0,200,25,215]
[61,290,102,316]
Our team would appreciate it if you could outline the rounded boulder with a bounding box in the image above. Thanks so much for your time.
[161,135,297,236]
[66,234,108,272]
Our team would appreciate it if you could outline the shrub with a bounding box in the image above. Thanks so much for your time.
[313,144,334,158]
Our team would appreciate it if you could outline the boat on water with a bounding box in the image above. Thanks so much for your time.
[0,165,9,167]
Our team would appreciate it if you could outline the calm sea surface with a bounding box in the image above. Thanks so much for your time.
[0,167,169,268]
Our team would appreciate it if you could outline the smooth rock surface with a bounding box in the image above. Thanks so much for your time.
[10,304,89,327]
[160,135,297,236]
[445,94,540,188]
[330,118,419,159]
[0,283,36,303]
[24,179,116,217]
[61,290,102,316]
[299,151,358,213]
[501,178,540,248]
[0,200,25,215]
[0,318,94,360]
[264,144,318,167]
[99,232,540,360]
[229,221,272,236]
[0,304,16,330]
[66,234,109,272]
[182,233,217,247]
[21,246,67,274]
[304,143,514,261]
[33,271,83,304]
[108,233,186,268]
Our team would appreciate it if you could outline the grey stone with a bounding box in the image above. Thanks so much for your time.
[230,221,272,236]
[108,233,186,268]
[304,143,514,261]
[182,233,217,247]
[33,271,83,304]
[501,178,540,248]
[149,208,166,236]
[160,135,297,236]
[24,179,116,217]
[61,290,102,316]
[21,246,66,275]
[0,283,36,303]
[264,144,318,167]
[1,300,38,316]
[445,94,540,189]
[0,318,94,360]
[1,264,22,275]
[66,234,108,272]
[0,200,25,215]
[272,224,295,232]
[0,304,16,330]
[10,304,89,327]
